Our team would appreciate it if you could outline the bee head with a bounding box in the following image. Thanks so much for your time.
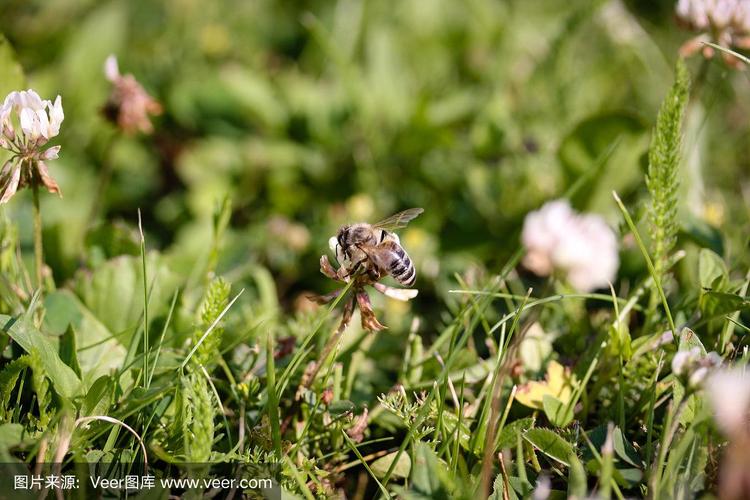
[336,225,351,248]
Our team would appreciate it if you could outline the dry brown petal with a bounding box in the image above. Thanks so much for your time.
[0,161,20,204]
[106,74,162,135]
[36,160,61,196]
[356,291,386,331]
[346,408,369,443]
[319,255,340,281]
[274,336,296,360]
[321,387,334,406]
[307,289,342,305]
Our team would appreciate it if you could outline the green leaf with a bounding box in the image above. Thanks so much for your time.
[698,248,728,291]
[0,315,81,399]
[371,451,411,479]
[568,452,587,499]
[410,442,449,497]
[523,428,574,466]
[82,375,114,416]
[59,325,82,378]
[327,400,355,416]
[0,35,25,98]
[0,423,25,461]
[543,394,573,427]
[496,417,535,451]
[678,328,707,356]
[73,253,179,348]
[612,427,641,468]
[44,290,128,389]
[699,291,750,318]
[490,472,518,500]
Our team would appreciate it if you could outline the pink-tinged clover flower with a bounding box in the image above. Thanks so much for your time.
[521,200,619,293]
[103,55,162,135]
[706,366,750,437]
[0,89,64,204]
[676,0,750,66]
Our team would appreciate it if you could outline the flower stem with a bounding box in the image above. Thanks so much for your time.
[32,183,44,290]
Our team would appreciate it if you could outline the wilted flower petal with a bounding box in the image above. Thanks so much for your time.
[36,160,61,196]
[356,291,386,331]
[0,160,21,204]
[103,56,162,135]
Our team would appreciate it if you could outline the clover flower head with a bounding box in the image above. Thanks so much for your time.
[103,54,162,135]
[706,366,750,436]
[521,199,619,292]
[0,89,64,204]
[672,347,723,388]
[312,239,418,333]
[676,0,750,65]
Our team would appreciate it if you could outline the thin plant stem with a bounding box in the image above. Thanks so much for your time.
[31,182,43,291]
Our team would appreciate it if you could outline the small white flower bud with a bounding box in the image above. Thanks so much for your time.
[689,366,710,388]
[672,350,692,376]
[42,145,61,160]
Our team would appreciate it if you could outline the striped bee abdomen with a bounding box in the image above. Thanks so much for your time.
[387,244,416,286]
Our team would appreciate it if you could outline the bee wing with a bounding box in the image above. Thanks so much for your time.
[372,208,424,231]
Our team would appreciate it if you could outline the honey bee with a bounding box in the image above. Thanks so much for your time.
[329,208,423,286]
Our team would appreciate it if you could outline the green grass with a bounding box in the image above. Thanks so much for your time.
[1,0,750,498]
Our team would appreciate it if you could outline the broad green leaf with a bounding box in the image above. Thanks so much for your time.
[542,394,573,427]
[371,451,411,479]
[82,375,114,417]
[441,409,472,451]
[59,325,82,378]
[1,315,81,399]
[523,428,574,466]
[568,452,587,499]
[699,291,750,319]
[678,328,707,356]
[411,442,449,497]
[489,472,518,500]
[327,400,355,416]
[612,427,641,467]
[0,423,25,461]
[496,417,535,451]
[44,290,128,388]
[698,248,727,290]
[73,253,180,347]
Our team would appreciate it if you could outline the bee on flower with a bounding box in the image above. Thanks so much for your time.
[675,0,750,66]
[0,89,64,204]
[313,208,422,332]
[103,55,162,135]
[520,200,619,293]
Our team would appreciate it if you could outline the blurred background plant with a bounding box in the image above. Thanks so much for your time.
[1,0,750,497]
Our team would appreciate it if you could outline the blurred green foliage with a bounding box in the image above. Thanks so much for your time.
[2,0,749,315]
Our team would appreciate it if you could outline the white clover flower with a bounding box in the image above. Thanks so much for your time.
[0,89,64,203]
[672,347,700,376]
[706,366,750,436]
[521,200,619,292]
[676,0,750,65]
